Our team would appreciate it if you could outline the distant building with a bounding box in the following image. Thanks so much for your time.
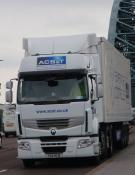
[108,0,135,107]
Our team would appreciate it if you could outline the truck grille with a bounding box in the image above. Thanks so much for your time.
[40,136,68,142]
[37,119,68,129]
[22,117,84,130]
[40,136,67,154]
[42,146,66,154]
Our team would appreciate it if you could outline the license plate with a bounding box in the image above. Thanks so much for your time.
[47,154,62,158]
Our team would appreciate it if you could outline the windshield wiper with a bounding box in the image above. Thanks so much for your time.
[55,99,71,104]
[19,99,71,105]
[19,97,85,105]
[32,99,71,105]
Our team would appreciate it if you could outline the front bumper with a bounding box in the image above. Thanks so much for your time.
[17,136,99,159]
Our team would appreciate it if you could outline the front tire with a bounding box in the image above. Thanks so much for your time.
[5,133,9,138]
[99,127,108,160]
[22,159,35,168]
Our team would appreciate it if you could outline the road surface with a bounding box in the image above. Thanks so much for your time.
[0,137,96,175]
[0,126,134,175]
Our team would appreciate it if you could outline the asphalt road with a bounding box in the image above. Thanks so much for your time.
[0,126,134,175]
[0,137,96,175]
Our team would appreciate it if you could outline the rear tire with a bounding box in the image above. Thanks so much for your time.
[125,125,129,146]
[122,125,129,147]
[115,124,129,149]
[107,125,113,157]
[99,127,108,160]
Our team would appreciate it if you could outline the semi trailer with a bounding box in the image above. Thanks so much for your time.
[6,34,132,167]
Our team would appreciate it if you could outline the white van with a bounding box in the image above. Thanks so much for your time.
[3,104,16,137]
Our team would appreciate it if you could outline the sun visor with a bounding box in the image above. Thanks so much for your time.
[23,34,98,56]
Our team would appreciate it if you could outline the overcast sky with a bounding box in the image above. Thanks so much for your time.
[0,0,114,103]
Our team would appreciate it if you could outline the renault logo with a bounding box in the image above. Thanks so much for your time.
[50,128,56,136]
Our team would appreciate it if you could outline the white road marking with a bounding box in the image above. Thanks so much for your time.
[0,170,7,173]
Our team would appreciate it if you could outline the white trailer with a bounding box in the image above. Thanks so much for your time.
[6,34,131,167]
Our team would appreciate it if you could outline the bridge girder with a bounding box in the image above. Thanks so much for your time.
[108,0,135,106]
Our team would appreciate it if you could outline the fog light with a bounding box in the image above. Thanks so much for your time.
[77,139,92,149]
[18,141,31,151]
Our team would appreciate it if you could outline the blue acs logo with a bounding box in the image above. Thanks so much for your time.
[37,56,66,66]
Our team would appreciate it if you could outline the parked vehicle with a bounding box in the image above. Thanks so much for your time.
[3,104,16,137]
[0,107,3,148]
[6,34,132,167]
[0,134,2,149]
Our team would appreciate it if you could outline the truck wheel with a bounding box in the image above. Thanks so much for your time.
[107,126,113,157]
[5,133,8,138]
[93,156,101,165]
[125,125,129,146]
[122,125,129,147]
[116,128,123,149]
[22,159,35,168]
[116,125,128,149]
[99,129,108,160]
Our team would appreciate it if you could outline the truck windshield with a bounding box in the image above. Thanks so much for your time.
[17,73,88,104]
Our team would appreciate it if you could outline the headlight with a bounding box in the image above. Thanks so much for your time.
[18,141,31,151]
[77,139,92,149]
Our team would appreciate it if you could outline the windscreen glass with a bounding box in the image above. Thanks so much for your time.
[17,73,88,104]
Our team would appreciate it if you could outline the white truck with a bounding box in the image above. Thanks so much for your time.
[3,104,16,137]
[6,34,131,167]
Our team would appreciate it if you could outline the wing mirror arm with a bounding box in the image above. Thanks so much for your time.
[5,78,18,103]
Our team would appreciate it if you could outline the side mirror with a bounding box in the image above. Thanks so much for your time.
[89,74,103,103]
[6,90,13,103]
[98,84,103,98]
[6,81,13,89]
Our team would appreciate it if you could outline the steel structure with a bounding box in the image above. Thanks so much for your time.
[108,0,135,106]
